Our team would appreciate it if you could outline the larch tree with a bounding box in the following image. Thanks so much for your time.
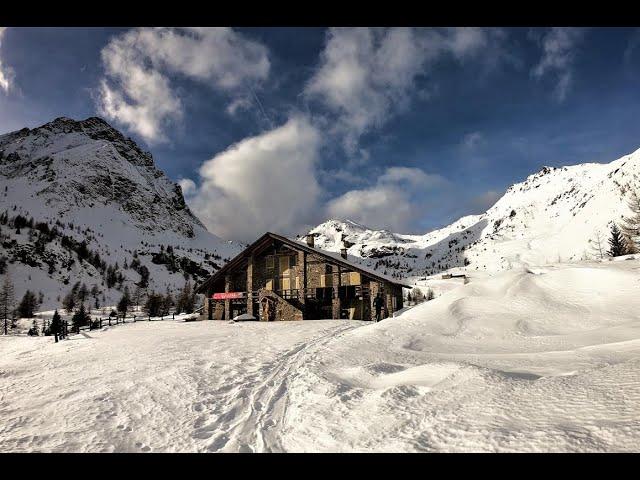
[590,229,606,260]
[0,275,16,335]
[621,190,640,252]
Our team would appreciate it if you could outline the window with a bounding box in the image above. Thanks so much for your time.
[320,274,333,288]
[279,256,291,276]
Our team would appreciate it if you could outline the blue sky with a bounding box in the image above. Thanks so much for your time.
[2,27,640,241]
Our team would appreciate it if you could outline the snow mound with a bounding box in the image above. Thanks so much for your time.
[279,259,640,452]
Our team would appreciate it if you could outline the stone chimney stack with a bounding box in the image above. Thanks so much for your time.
[306,234,315,248]
[340,245,348,259]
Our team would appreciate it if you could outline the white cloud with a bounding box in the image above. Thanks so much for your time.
[305,27,502,153]
[178,178,197,197]
[0,27,14,94]
[225,96,253,116]
[532,28,587,102]
[97,27,270,143]
[326,166,447,231]
[378,166,445,189]
[187,116,322,242]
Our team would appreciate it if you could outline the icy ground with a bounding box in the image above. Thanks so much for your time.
[2,260,640,452]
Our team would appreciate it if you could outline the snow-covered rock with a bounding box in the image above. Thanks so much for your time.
[0,117,241,309]
[304,147,640,281]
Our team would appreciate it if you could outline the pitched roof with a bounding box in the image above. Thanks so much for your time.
[195,231,412,293]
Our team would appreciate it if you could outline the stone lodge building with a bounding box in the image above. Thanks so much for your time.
[195,232,410,321]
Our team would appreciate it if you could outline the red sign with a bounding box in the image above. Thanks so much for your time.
[212,292,245,300]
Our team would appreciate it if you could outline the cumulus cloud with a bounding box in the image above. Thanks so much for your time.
[0,27,14,94]
[532,27,587,102]
[305,27,503,153]
[97,27,270,143]
[326,166,447,231]
[178,178,197,197]
[187,116,322,242]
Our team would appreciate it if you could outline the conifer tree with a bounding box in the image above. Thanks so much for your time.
[144,292,163,317]
[176,281,195,314]
[117,286,131,317]
[50,310,62,342]
[608,223,630,257]
[0,275,15,335]
[17,290,38,318]
[162,288,173,316]
[62,289,76,313]
[71,303,90,332]
[78,283,88,304]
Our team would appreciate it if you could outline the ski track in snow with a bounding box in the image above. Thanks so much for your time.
[0,320,361,453]
[2,260,640,452]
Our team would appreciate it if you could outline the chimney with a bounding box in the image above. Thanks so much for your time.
[306,234,315,248]
[340,246,348,259]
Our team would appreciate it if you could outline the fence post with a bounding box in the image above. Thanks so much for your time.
[100,318,102,329]
[108,317,111,326]
[149,315,151,321]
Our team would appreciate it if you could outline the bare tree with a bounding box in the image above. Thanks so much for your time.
[0,275,16,335]
[590,229,606,260]
[621,190,640,252]
[411,287,423,305]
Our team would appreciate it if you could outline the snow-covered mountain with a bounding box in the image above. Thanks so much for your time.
[303,147,640,281]
[0,116,240,309]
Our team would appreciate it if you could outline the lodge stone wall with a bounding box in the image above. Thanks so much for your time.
[258,289,303,321]
[306,252,331,288]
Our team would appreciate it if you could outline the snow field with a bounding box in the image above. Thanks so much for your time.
[2,259,640,452]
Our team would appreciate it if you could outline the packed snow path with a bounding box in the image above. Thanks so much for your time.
[0,320,361,452]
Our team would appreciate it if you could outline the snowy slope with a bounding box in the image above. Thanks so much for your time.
[305,147,640,280]
[1,259,639,452]
[279,258,640,452]
[0,117,240,308]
